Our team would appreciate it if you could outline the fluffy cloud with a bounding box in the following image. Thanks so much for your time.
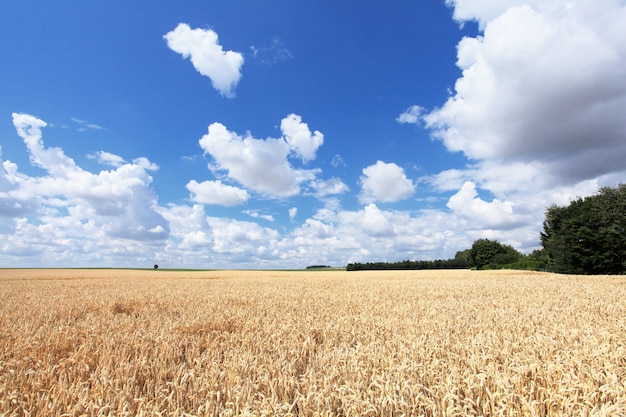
[156,204,213,255]
[208,216,280,257]
[197,116,323,198]
[164,23,244,98]
[186,179,249,206]
[9,113,169,243]
[424,0,626,184]
[360,161,415,203]
[446,181,522,230]
[382,0,626,257]
[2,111,543,268]
[0,150,36,218]
[351,204,396,238]
[280,114,324,162]
[283,203,470,266]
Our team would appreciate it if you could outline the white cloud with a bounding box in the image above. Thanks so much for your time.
[424,0,626,185]
[2,110,548,268]
[164,23,244,98]
[13,113,77,178]
[0,149,37,218]
[354,204,396,238]
[156,205,283,268]
[157,204,213,254]
[244,210,275,222]
[427,169,470,192]
[396,105,424,124]
[198,119,320,198]
[280,113,324,162]
[446,181,522,230]
[446,0,526,28]
[283,204,470,266]
[132,157,159,172]
[394,0,626,257]
[311,177,349,197]
[88,151,126,168]
[9,113,169,243]
[359,161,415,203]
[208,216,280,257]
[186,179,249,206]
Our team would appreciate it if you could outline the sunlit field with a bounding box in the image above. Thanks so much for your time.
[1,269,624,416]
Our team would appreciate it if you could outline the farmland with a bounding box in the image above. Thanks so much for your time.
[1,269,625,416]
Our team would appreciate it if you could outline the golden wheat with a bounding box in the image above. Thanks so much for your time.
[0,269,624,416]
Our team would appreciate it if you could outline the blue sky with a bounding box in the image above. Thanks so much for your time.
[1,0,625,268]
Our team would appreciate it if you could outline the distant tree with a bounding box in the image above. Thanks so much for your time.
[524,249,549,270]
[469,239,521,269]
[306,265,331,269]
[154,264,159,270]
[453,249,471,268]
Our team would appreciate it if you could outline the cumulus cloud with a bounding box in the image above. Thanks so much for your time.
[446,181,522,230]
[280,114,324,162]
[284,203,470,266]
[424,0,626,184]
[10,113,169,242]
[164,23,244,98]
[157,204,213,253]
[197,116,322,198]
[4,109,544,268]
[186,179,249,206]
[0,149,37,218]
[208,216,280,257]
[356,204,396,237]
[360,161,415,203]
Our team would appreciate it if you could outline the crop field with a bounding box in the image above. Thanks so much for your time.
[1,269,625,416]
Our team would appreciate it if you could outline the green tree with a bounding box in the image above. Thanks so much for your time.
[541,184,626,274]
[453,249,471,268]
[469,239,521,269]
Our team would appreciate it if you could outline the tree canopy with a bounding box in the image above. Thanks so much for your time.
[541,184,626,274]
[469,239,522,269]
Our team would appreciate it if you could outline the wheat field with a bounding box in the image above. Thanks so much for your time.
[0,269,624,416]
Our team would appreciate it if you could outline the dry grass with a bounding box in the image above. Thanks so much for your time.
[0,269,624,416]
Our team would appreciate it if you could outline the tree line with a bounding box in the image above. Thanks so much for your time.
[346,239,544,271]
[347,184,625,274]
